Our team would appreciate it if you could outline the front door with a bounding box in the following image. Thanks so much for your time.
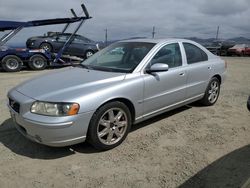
[143,43,187,116]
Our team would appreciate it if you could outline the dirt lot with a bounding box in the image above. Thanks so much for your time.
[0,57,249,188]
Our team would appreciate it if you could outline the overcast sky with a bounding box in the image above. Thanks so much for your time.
[0,0,250,45]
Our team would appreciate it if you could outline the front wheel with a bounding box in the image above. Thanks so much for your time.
[28,54,47,70]
[87,101,132,150]
[200,77,220,106]
[40,43,52,52]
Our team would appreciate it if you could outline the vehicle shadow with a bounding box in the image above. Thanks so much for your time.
[179,144,250,188]
[0,118,98,159]
[131,105,191,132]
[0,106,192,159]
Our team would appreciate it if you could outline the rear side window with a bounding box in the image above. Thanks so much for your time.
[183,43,208,64]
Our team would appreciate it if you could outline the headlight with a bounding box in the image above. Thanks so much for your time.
[31,102,80,116]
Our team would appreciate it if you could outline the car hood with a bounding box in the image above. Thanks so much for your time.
[14,67,126,101]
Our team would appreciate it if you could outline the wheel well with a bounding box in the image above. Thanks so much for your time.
[85,49,94,54]
[213,75,221,84]
[101,98,136,123]
[1,54,23,63]
[86,49,94,52]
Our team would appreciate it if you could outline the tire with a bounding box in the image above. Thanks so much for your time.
[87,101,132,150]
[1,55,22,72]
[28,54,47,70]
[200,77,220,106]
[40,43,52,52]
[85,50,94,59]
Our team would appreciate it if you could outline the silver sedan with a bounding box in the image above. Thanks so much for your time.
[7,39,226,150]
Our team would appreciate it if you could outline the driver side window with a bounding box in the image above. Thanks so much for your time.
[151,43,182,68]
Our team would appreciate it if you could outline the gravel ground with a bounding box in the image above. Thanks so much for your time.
[0,57,249,188]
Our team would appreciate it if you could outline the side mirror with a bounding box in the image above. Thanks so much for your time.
[146,63,169,73]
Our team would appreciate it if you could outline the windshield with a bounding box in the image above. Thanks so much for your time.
[82,42,155,73]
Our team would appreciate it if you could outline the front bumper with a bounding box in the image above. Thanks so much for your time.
[8,90,94,147]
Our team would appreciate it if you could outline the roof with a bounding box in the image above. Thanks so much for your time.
[120,38,196,44]
[118,38,215,58]
[0,17,89,31]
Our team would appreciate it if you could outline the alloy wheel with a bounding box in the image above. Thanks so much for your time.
[86,51,94,58]
[97,108,128,145]
[208,81,219,104]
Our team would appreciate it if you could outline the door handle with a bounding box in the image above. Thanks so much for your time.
[208,66,212,70]
[179,72,185,76]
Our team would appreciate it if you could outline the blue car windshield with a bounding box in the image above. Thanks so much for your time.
[82,42,155,73]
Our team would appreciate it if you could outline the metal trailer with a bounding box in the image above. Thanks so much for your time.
[0,3,91,72]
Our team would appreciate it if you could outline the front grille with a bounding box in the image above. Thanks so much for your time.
[9,98,20,113]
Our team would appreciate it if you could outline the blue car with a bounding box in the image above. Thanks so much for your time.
[0,3,92,72]
[26,32,100,59]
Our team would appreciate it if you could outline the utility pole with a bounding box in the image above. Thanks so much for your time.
[152,26,156,38]
[216,26,220,41]
[105,28,108,46]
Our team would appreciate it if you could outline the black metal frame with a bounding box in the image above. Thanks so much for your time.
[0,3,91,64]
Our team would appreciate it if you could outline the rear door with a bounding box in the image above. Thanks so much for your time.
[68,36,90,56]
[182,42,211,98]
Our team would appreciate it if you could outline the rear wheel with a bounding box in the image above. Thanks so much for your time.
[200,77,220,106]
[85,50,94,59]
[40,43,52,52]
[28,54,47,70]
[88,101,131,150]
[1,55,22,72]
